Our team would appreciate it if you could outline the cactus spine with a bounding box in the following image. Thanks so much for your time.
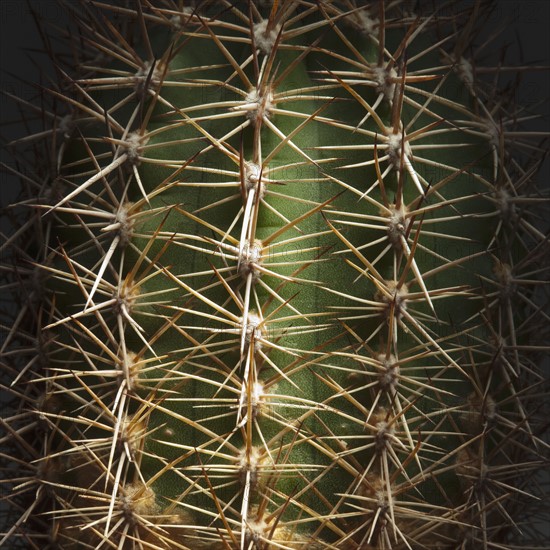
[1,1,549,549]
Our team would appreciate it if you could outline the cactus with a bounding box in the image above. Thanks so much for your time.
[1,1,549,549]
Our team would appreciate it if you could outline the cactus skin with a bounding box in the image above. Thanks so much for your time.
[1,1,549,549]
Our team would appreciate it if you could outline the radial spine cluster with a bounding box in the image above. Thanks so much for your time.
[1,1,549,549]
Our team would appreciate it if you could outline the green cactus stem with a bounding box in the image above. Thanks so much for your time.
[1,1,549,549]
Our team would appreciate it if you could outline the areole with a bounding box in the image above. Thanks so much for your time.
[0,2,548,549]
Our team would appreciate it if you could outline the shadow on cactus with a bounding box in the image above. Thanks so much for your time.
[1,1,549,549]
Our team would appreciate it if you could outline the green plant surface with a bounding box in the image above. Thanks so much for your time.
[1,1,549,549]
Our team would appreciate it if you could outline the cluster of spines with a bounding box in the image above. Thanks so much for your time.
[1,1,549,549]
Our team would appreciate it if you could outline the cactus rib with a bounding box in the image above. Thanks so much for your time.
[1,1,549,549]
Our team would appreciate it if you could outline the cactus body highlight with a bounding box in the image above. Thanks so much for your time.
[1,2,549,549]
